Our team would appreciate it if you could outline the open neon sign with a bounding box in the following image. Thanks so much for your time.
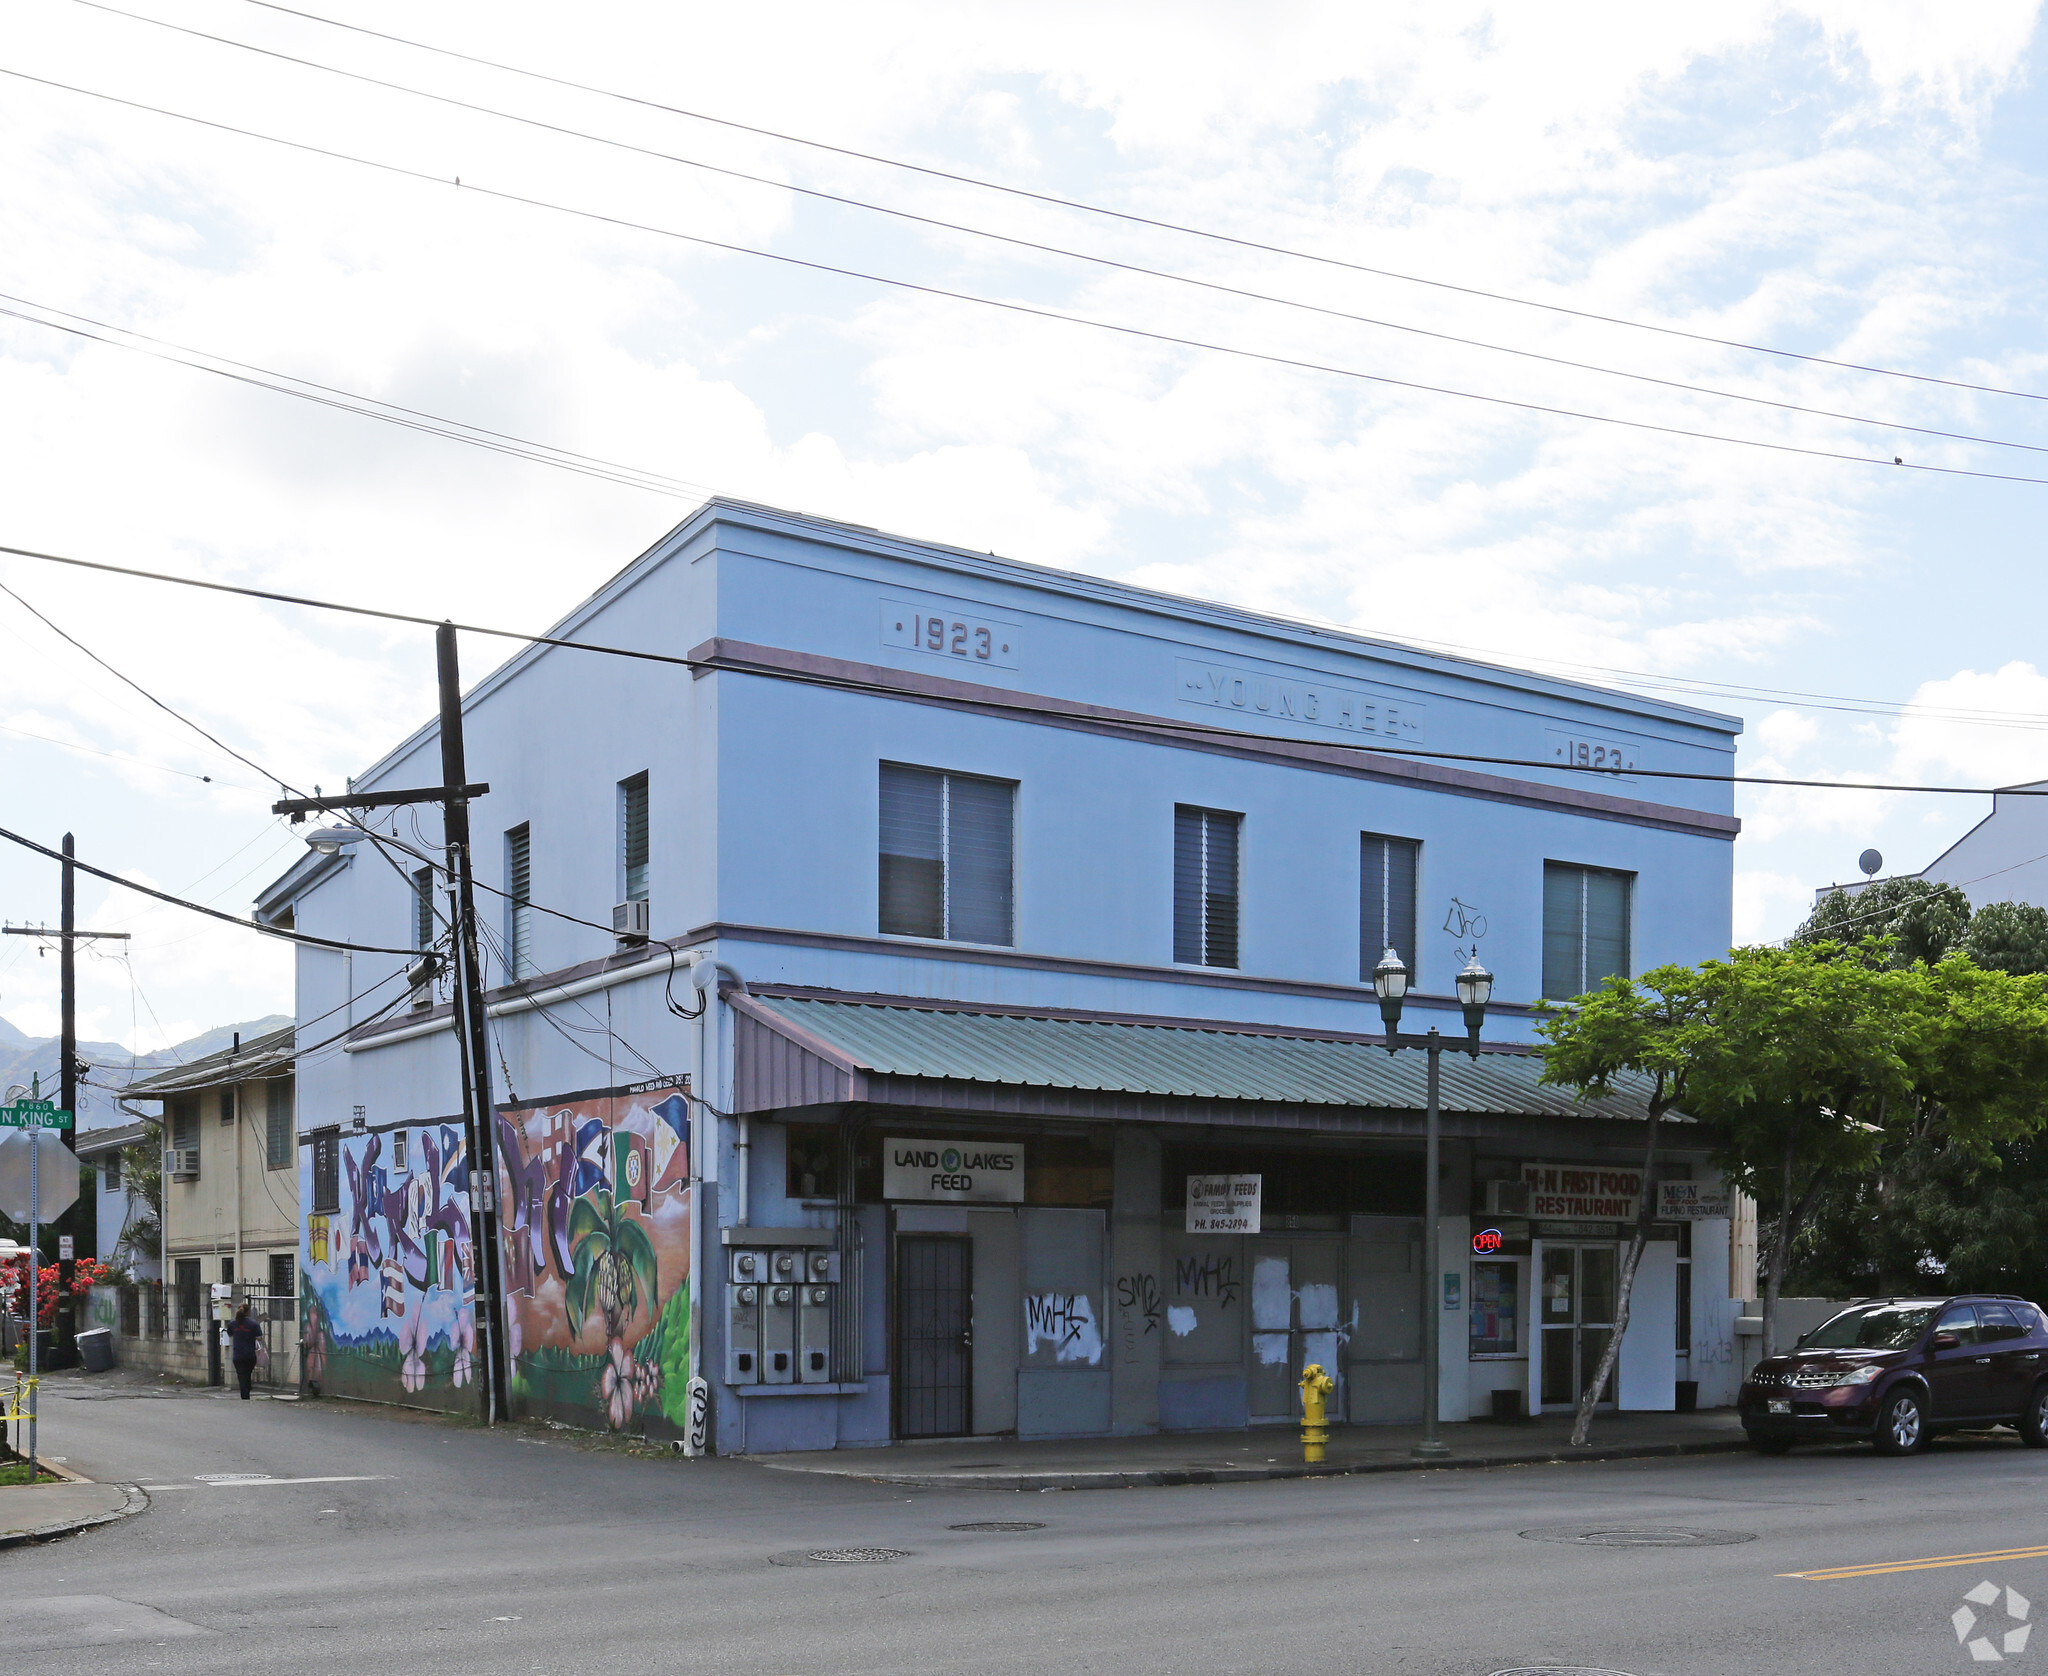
[1472,1227,1504,1255]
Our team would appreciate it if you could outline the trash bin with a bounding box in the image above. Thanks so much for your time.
[1490,1387,1525,1423]
[76,1326,115,1373]
[1675,1379,1699,1413]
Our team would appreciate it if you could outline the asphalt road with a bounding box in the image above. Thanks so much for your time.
[7,1374,2048,1675]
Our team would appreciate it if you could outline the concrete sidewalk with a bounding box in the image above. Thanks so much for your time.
[0,1478,147,1547]
[752,1408,1754,1490]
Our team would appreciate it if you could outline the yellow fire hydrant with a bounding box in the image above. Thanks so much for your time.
[1300,1362,1335,1463]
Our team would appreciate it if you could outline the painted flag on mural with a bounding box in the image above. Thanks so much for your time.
[650,1093,690,1192]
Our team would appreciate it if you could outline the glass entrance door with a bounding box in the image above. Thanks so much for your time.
[1539,1245,1617,1410]
[1248,1239,1344,1420]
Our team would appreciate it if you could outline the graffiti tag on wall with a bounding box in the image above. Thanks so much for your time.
[1024,1291,1103,1364]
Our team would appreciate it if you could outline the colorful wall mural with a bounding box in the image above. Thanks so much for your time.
[494,1085,692,1435]
[300,1120,477,1409]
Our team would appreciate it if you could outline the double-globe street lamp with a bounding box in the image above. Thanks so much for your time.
[1372,947,1493,1461]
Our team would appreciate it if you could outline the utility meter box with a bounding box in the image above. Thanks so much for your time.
[729,1249,765,1285]
[798,1284,833,1382]
[804,1250,841,1285]
[725,1280,761,1385]
[760,1283,797,1384]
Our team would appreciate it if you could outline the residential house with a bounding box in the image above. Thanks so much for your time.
[74,1121,161,1280]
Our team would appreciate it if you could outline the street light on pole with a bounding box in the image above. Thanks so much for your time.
[1373,947,1493,1462]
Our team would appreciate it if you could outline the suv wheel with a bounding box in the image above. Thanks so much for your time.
[1875,1389,1926,1456]
[2020,1383,2048,1449]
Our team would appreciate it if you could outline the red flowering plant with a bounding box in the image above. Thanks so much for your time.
[0,1253,113,1327]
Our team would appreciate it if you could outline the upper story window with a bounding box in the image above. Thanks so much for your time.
[169,1095,199,1171]
[1173,805,1241,969]
[1360,833,1420,985]
[620,772,650,904]
[265,1078,293,1170]
[1542,862,1633,1000]
[411,865,436,950]
[505,824,534,980]
[103,1151,121,1192]
[879,764,1014,946]
[220,1086,236,1127]
[311,1127,340,1214]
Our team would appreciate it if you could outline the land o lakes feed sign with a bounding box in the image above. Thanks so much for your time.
[1521,1163,1642,1222]
[883,1139,1025,1203]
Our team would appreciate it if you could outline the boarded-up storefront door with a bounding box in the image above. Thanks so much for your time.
[1248,1238,1344,1421]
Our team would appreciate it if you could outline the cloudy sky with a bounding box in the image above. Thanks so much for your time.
[1,0,2046,1056]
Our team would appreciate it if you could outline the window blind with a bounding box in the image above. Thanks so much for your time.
[879,764,1013,944]
[1359,833,1420,982]
[1542,862,1633,999]
[620,773,649,902]
[505,825,533,979]
[1173,805,1241,968]
[265,1078,293,1170]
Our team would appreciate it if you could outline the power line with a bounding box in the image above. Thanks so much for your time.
[0,816,423,955]
[6,535,2048,801]
[10,66,2048,488]
[0,715,239,784]
[72,0,2048,462]
[0,296,714,502]
[232,0,2048,408]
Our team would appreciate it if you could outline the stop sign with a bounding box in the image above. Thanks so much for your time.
[0,1128,81,1223]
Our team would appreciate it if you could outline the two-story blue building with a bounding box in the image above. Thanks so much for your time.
[257,500,1749,1454]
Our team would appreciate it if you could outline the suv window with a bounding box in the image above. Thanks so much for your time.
[1977,1301,2026,1341]
[1802,1302,1939,1349]
[1936,1304,1980,1344]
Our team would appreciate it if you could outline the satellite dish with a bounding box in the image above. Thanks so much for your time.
[1858,849,1884,879]
[2,1085,26,1105]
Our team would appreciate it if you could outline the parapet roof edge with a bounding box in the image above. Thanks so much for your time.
[325,497,1740,816]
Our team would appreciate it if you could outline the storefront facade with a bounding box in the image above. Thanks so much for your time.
[261,500,1746,1451]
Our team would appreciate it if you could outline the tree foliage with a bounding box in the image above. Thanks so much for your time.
[1795,877,1971,966]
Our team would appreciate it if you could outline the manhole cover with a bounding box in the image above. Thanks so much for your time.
[805,1548,909,1563]
[949,1521,1045,1532]
[1519,1525,1756,1548]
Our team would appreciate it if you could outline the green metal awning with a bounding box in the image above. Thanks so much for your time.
[731,991,1676,1124]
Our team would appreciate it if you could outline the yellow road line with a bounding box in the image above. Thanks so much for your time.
[1782,1544,2048,1580]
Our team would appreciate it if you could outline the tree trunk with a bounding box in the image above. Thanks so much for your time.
[1762,1138,1794,1360]
[1569,1106,1663,1448]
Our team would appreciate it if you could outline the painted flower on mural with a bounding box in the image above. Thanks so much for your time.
[599,1337,635,1430]
[397,1299,432,1393]
[565,1186,658,1429]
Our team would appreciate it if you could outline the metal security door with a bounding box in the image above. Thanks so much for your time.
[896,1236,972,1438]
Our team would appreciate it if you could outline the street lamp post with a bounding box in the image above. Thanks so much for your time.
[1373,947,1493,1462]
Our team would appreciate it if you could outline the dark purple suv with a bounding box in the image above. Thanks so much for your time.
[1740,1295,2048,1456]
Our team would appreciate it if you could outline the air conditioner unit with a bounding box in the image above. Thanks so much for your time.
[167,1148,201,1182]
[1485,1180,1531,1216]
[613,899,651,943]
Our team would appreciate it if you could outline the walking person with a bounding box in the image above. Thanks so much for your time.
[228,1303,264,1400]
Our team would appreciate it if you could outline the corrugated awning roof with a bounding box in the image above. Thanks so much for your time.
[732,992,1676,1123]
[120,1026,296,1097]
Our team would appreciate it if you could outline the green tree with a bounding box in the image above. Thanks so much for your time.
[1794,876,1971,966]
[1958,901,2048,975]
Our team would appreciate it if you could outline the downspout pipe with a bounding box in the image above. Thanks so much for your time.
[690,958,748,1223]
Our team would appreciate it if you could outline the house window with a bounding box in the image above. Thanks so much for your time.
[221,1256,235,1285]
[1360,833,1420,984]
[169,1095,199,1174]
[505,824,533,980]
[620,772,649,904]
[265,1079,293,1170]
[174,1257,202,1327]
[103,1151,121,1192]
[412,865,436,950]
[311,1127,340,1214]
[392,1130,409,1172]
[1542,862,1633,1000]
[878,764,1014,945]
[220,1086,237,1127]
[269,1252,296,1318]
[1173,805,1241,968]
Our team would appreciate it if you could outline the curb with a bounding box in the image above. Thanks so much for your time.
[0,1483,151,1550]
[768,1434,1755,1492]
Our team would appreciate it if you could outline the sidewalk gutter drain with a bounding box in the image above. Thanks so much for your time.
[806,1548,909,1563]
[949,1522,1045,1532]
[1518,1526,1756,1548]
